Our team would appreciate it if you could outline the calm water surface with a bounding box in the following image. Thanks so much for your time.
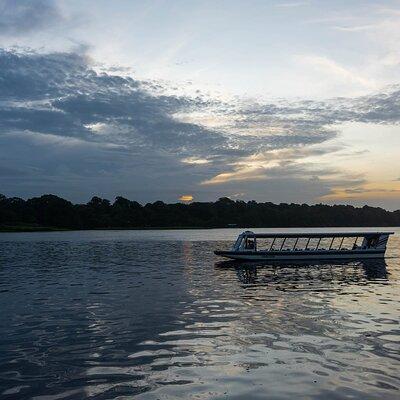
[0,228,399,399]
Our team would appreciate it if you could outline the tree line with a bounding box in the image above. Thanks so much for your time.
[0,194,399,231]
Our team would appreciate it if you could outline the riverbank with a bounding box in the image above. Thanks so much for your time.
[2,224,400,233]
[0,225,217,232]
[0,225,71,232]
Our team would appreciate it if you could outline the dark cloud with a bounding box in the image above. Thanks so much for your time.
[356,89,400,123]
[0,48,398,203]
[237,87,400,135]
[0,49,227,157]
[0,0,63,36]
[0,49,239,201]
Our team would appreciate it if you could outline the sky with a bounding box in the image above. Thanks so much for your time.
[0,0,399,209]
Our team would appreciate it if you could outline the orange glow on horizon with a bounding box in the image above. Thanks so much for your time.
[319,181,400,202]
[179,195,194,202]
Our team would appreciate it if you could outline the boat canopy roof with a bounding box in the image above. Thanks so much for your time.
[241,231,394,238]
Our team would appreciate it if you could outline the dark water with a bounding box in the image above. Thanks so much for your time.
[0,228,399,400]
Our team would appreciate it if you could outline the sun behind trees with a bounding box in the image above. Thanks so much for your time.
[0,194,399,231]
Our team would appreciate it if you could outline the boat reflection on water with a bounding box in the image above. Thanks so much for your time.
[215,259,389,287]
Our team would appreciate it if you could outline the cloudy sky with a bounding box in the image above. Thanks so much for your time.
[0,0,400,209]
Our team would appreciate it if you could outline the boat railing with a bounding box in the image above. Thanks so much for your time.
[235,232,393,253]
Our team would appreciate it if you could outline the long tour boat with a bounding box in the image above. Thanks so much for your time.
[214,231,394,261]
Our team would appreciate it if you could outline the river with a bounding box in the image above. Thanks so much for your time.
[0,228,399,399]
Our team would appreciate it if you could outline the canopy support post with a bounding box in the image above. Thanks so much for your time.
[269,237,276,251]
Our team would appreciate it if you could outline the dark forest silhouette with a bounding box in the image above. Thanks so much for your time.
[0,194,399,231]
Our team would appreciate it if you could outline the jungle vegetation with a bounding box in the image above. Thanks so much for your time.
[0,194,399,231]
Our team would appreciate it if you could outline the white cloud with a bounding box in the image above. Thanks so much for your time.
[275,1,310,8]
[181,157,210,165]
[295,54,377,94]
[333,24,376,32]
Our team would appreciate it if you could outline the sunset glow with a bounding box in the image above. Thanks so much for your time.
[179,195,194,202]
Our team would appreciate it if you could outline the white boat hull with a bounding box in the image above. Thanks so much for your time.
[214,250,385,261]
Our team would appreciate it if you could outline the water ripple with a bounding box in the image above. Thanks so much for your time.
[0,229,399,399]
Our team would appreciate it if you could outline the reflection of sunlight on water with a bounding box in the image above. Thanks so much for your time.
[182,241,195,264]
[141,256,400,398]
